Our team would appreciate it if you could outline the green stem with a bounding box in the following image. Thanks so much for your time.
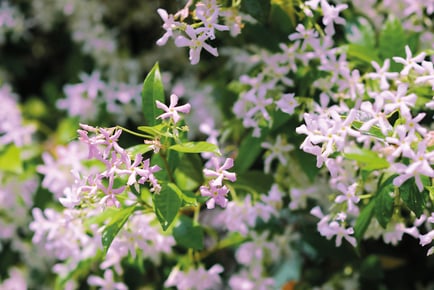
[116,126,152,139]
[160,150,175,183]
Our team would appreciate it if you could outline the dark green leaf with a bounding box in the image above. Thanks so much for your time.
[170,141,220,155]
[240,0,271,23]
[400,178,427,217]
[235,170,274,194]
[101,206,136,253]
[379,16,407,72]
[354,198,375,243]
[142,62,165,126]
[374,175,396,228]
[176,153,204,185]
[234,128,269,173]
[153,183,182,230]
[173,215,204,250]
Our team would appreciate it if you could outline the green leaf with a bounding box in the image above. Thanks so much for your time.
[169,141,220,155]
[344,147,389,171]
[374,175,396,228]
[234,128,269,173]
[347,44,380,64]
[235,170,274,194]
[0,145,23,174]
[137,123,170,137]
[126,144,153,157]
[354,198,375,243]
[176,153,204,185]
[142,62,165,126]
[173,215,204,250]
[351,120,386,140]
[101,206,136,253]
[240,0,271,23]
[400,178,427,217]
[167,182,197,206]
[378,16,407,72]
[153,183,182,231]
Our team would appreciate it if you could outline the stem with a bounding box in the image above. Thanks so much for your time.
[160,150,175,183]
[116,126,152,139]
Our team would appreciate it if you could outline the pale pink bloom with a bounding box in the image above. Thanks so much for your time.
[382,83,417,115]
[393,45,426,76]
[385,125,417,160]
[359,95,392,135]
[195,4,229,40]
[275,93,298,115]
[203,157,236,187]
[200,183,229,209]
[88,269,127,290]
[156,93,191,124]
[156,8,180,46]
[366,59,399,90]
[338,69,365,100]
[334,183,360,215]
[320,0,348,35]
[261,135,294,173]
[415,61,434,89]
[383,222,419,245]
[288,24,319,50]
[175,25,218,64]
[392,142,434,192]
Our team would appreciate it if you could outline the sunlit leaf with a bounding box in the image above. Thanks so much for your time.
[344,147,389,171]
[169,141,220,155]
[142,62,165,126]
[0,145,23,174]
[101,206,136,253]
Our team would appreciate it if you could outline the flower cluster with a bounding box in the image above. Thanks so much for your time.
[57,71,142,123]
[156,0,242,64]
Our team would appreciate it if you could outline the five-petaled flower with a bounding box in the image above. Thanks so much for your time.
[156,94,191,124]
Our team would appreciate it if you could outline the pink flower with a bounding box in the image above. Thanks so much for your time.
[88,269,127,290]
[200,183,229,209]
[392,45,426,76]
[175,25,218,64]
[156,94,191,124]
[203,157,236,187]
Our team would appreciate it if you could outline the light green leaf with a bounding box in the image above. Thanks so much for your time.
[169,141,220,155]
[137,123,170,137]
[167,182,197,206]
[153,183,182,231]
[101,206,136,253]
[344,147,389,171]
[142,62,165,126]
[0,145,23,174]
[347,44,380,64]
[126,144,153,157]
[173,215,204,250]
